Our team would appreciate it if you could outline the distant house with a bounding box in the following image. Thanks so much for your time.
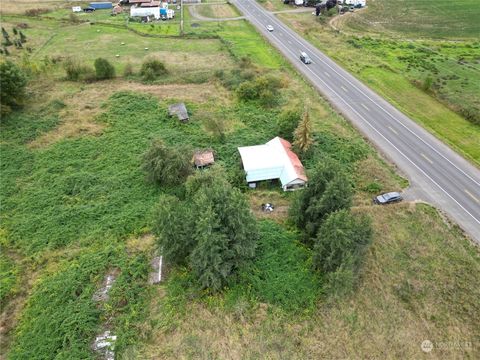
[127,0,152,4]
[344,0,366,7]
[140,1,160,7]
[168,103,189,123]
[193,149,215,169]
[238,137,307,191]
[130,5,160,19]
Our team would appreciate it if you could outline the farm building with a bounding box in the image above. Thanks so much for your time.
[130,2,174,19]
[89,2,113,10]
[344,0,366,7]
[168,103,189,122]
[193,150,215,169]
[238,137,307,191]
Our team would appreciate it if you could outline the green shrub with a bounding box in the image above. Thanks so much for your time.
[277,106,301,141]
[63,58,94,81]
[140,57,167,81]
[142,139,193,187]
[94,57,115,80]
[0,60,27,115]
[422,75,433,91]
[236,74,283,106]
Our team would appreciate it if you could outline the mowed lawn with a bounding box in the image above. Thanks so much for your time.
[343,0,480,39]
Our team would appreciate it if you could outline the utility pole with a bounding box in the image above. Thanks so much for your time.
[180,0,184,36]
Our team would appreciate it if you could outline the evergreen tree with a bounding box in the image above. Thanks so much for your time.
[12,27,18,36]
[153,195,194,266]
[1,27,9,40]
[293,107,314,153]
[189,199,232,291]
[313,209,372,274]
[290,158,353,245]
[19,31,27,44]
[154,169,258,292]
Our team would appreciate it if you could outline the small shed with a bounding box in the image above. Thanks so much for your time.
[168,103,189,123]
[193,149,215,169]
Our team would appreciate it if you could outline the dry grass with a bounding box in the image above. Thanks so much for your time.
[0,0,66,15]
[27,79,231,148]
[136,204,480,359]
[248,190,291,223]
[196,4,240,19]
[353,155,405,205]
[126,233,156,254]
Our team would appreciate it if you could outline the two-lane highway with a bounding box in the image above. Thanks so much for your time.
[233,0,480,243]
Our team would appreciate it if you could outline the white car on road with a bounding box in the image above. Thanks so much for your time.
[266,25,274,32]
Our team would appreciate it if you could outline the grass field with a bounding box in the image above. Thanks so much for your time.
[1,7,479,360]
[276,11,480,165]
[341,0,480,39]
[196,3,241,19]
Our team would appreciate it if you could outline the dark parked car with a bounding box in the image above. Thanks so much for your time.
[373,192,402,205]
[83,7,95,12]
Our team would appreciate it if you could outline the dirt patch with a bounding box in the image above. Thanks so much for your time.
[248,190,291,223]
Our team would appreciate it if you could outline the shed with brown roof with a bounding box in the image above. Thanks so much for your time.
[193,149,215,169]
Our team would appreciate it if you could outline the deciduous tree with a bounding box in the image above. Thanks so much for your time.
[142,139,193,186]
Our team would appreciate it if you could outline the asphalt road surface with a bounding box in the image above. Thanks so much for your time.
[233,0,480,244]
